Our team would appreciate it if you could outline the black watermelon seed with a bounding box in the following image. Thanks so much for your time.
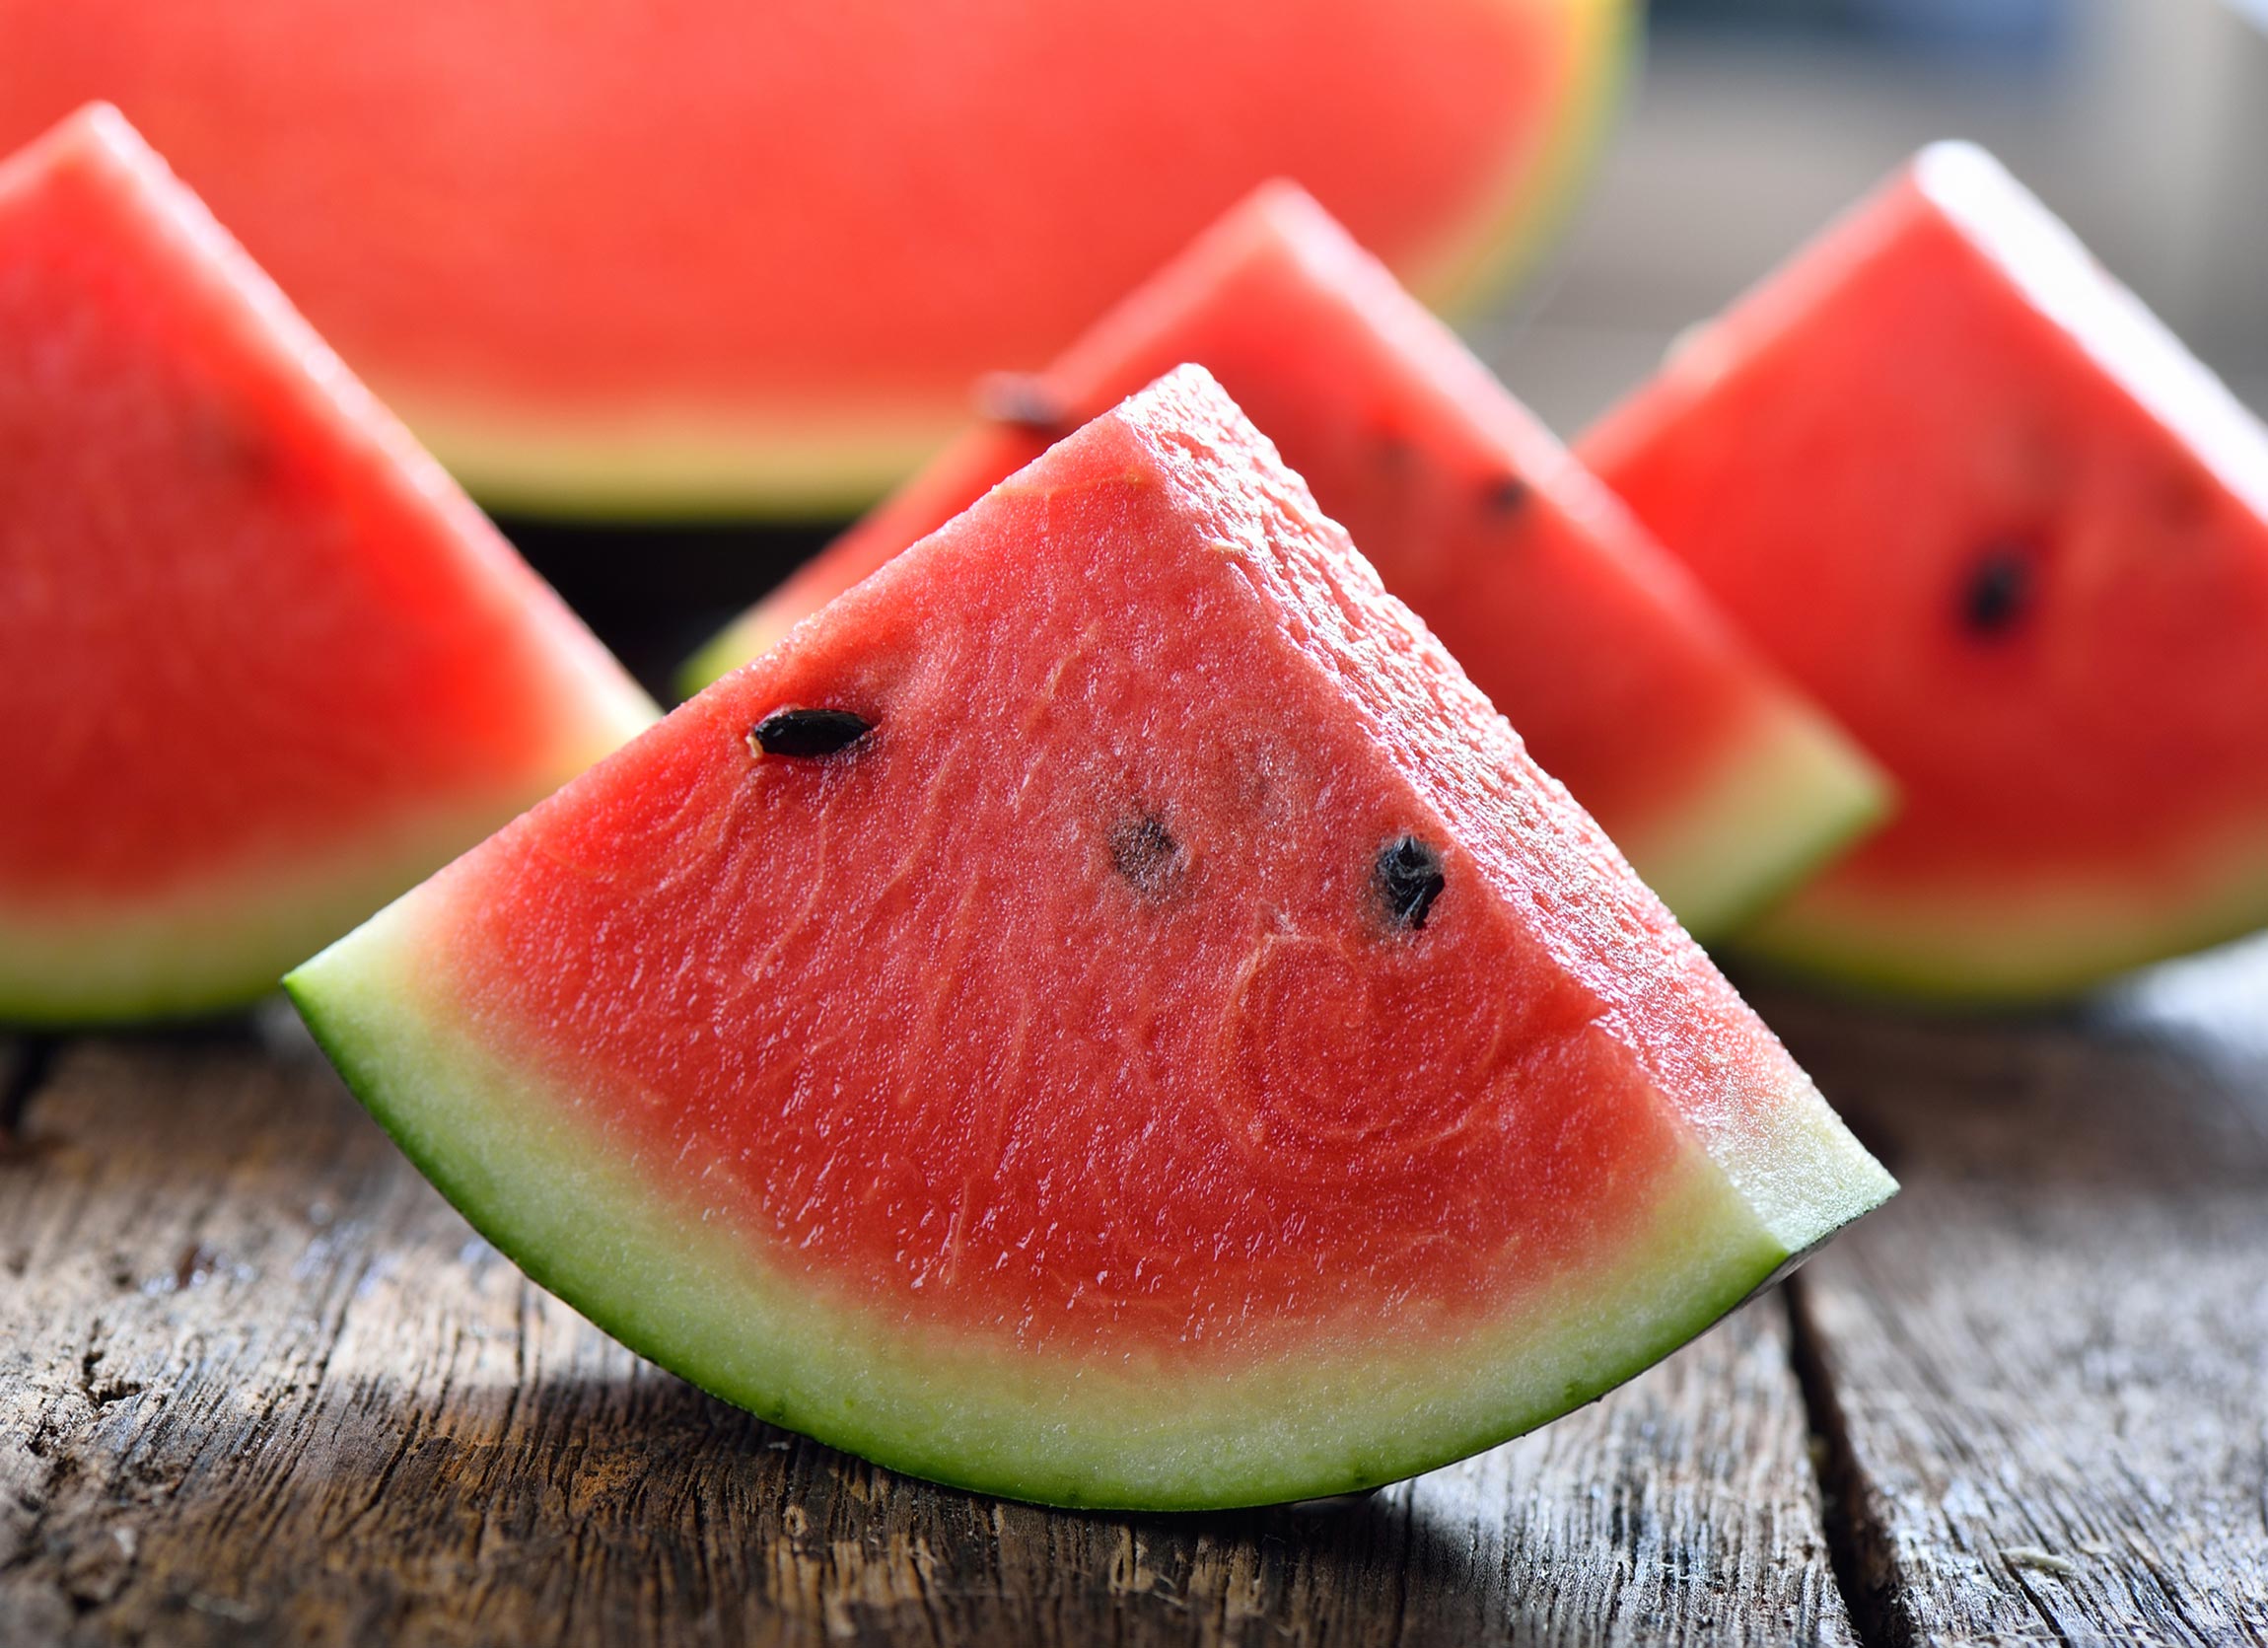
[1482,473,1531,515]
[976,372,1073,437]
[749,708,873,757]
[1110,814,1183,897]
[1375,835,1447,930]
[1960,545,2034,637]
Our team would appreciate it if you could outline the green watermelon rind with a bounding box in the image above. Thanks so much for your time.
[676,603,785,699]
[0,820,508,1027]
[286,884,1890,1512]
[390,396,959,523]
[1420,0,1639,330]
[0,712,651,1027]
[1623,693,1892,943]
[1733,845,2268,1005]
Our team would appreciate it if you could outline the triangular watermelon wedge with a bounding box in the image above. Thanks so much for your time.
[1583,144,2268,999]
[290,367,1893,1510]
[0,106,656,1025]
[682,182,1889,940]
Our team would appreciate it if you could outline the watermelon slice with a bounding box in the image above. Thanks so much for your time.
[684,183,1887,938]
[0,0,1631,516]
[0,106,656,1026]
[288,367,1893,1510]
[1582,143,2268,1000]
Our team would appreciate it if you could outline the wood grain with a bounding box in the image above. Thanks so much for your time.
[0,1018,1853,1647]
[1765,941,2268,1648]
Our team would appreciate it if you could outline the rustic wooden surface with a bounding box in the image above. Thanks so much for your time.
[6,946,2268,1646]
[1765,941,2268,1648]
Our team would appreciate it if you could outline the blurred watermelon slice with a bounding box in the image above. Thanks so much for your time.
[0,0,1634,515]
[0,107,654,1024]
[1585,144,2268,999]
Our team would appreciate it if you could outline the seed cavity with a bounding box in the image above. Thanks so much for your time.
[1482,473,1531,515]
[977,372,1073,437]
[1110,813,1185,899]
[748,708,873,758]
[1960,544,2034,637]
[1375,835,1446,930]
[1372,429,1418,473]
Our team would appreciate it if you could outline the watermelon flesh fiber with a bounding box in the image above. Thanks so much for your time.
[0,106,656,1024]
[290,367,1892,1509]
[0,0,1630,514]
[1583,143,2268,999]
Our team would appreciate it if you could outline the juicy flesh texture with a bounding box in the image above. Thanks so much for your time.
[691,183,1880,930]
[0,107,650,904]
[390,368,1856,1360]
[0,0,1596,466]
[1582,145,2268,985]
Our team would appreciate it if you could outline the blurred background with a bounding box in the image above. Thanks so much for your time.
[1485,0,2268,430]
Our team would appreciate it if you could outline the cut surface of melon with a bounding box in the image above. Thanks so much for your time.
[292,368,1890,1508]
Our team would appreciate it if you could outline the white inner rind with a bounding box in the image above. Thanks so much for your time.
[288,882,1891,1510]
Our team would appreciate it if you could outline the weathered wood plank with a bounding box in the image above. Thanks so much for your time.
[0,1027,1853,1647]
[1766,943,2268,1648]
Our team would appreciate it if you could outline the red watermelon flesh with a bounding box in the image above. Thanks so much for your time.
[685,182,1886,938]
[0,106,655,1025]
[1582,143,2268,999]
[288,367,1892,1509]
[0,0,1632,515]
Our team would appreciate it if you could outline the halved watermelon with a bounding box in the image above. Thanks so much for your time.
[685,183,1887,938]
[1583,144,2268,1000]
[0,0,1631,515]
[0,106,656,1026]
[289,367,1893,1510]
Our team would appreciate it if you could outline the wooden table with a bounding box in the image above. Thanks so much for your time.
[7,554,2268,1646]
[6,940,2267,1646]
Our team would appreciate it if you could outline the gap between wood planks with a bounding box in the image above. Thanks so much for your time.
[1785,1278,1912,1648]
[1757,949,2268,1648]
